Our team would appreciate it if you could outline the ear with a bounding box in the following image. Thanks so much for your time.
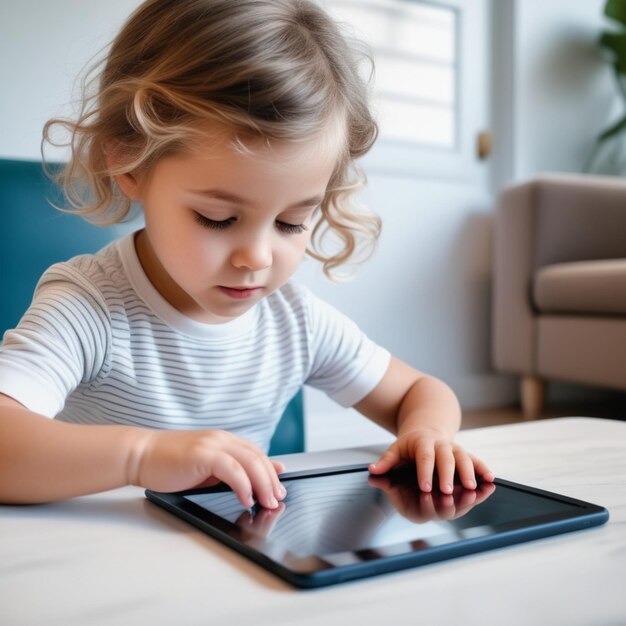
[112,171,143,201]
[103,141,144,201]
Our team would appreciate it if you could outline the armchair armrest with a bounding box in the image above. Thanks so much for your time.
[492,180,537,374]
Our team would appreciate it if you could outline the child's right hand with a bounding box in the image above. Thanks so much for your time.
[130,429,286,509]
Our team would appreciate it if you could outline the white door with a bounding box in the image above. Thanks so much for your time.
[301,0,503,450]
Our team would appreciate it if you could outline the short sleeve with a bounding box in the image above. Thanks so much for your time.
[303,290,390,407]
[0,266,111,417]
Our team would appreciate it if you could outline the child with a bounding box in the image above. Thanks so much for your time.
[0,0,493,507]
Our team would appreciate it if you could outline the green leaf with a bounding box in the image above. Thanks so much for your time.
[605,0,626,25]
[598,113,626,142]
[599,31,626,73]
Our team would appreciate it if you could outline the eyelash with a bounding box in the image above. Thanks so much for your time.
[193,212,308,235]
[193,213,235,230]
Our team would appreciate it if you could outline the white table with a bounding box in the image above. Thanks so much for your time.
[1,417,624,626]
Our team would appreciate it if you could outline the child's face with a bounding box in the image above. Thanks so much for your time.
[127,134,337,324]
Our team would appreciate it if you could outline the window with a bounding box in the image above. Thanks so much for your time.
[327,0,457,149]
[323,0,488,182]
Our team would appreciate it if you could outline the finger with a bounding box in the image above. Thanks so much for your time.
[208,453,255,508]
[271,461,288,500]
[234,439,287,502]
[253,452,286,502]
[219,433,287,509]
[469,453,496,482]
[272,460,286,474]
[226,445,280,510]
[453,448,477,490]
[369,446,401,475]
[415,440,436,492]
[434,442,456,495]
[238,440,287,502]
[241,452,282,510]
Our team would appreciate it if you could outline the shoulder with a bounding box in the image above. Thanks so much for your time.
[264,280,359,341]
[33,238,128,320]
[38,238,125,291]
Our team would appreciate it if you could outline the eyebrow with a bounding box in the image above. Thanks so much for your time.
[188,189,325,210]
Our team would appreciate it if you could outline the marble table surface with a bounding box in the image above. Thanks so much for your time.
[1,416,624,626]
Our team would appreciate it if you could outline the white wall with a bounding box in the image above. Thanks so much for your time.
[0,1,141,162]
[0,1,616,450]
[297,172,513,449]
[492,0,614,187]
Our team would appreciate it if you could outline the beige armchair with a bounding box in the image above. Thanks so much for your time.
[492,174,626,418]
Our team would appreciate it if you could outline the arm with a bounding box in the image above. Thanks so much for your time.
[0,394,285,507]
[0,394,143,503]
[354,358,494,494]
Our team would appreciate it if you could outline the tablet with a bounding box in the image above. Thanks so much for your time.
[145,464,609,588]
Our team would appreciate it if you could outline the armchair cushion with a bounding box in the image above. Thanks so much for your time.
[534,259,626,315]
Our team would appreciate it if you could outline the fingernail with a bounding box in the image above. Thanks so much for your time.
[469,479,477,489]
[369,463,377,471]
[269,497,278,509]
[247,493,255,506]
[423,482,431,492]
[277,484,287,498]
[446,484,453,494]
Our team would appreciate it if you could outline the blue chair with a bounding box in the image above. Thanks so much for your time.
[0,158,304,454]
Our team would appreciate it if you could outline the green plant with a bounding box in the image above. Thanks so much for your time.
[598,0,626,142]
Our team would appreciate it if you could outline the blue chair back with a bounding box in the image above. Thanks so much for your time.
[268,390,304,456]
[0,158,304,454]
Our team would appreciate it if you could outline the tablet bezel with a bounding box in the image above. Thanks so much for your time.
[145,464,609,588]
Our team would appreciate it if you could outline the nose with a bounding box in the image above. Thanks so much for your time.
[230,233,273,271]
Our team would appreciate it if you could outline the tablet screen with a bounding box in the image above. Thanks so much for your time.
[146,464,608,586]
[183,467,581,559]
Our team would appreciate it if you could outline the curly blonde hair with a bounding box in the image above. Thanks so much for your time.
[43,0,381,278]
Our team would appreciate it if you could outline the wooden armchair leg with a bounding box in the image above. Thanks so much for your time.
[521,376,545,420]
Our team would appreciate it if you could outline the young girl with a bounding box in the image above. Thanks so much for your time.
[0,0,493,508]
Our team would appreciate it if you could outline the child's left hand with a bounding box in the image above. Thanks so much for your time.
[368,428,495,494]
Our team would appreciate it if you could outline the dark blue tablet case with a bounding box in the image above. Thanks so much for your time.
[145,464,609,588]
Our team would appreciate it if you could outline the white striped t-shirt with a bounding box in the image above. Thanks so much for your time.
[0,232,390,451]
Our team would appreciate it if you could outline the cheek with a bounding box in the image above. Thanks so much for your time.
[276,234,311,269]
[149,217,209,274]
[175,229,224,272]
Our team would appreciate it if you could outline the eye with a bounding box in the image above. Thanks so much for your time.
[276,221,308,235]
[194,212,236,230]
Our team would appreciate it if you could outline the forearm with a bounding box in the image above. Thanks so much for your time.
[0,406,147,504]
[396,376,461,440]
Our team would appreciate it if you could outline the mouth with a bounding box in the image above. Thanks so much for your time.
[218,286,263,300]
